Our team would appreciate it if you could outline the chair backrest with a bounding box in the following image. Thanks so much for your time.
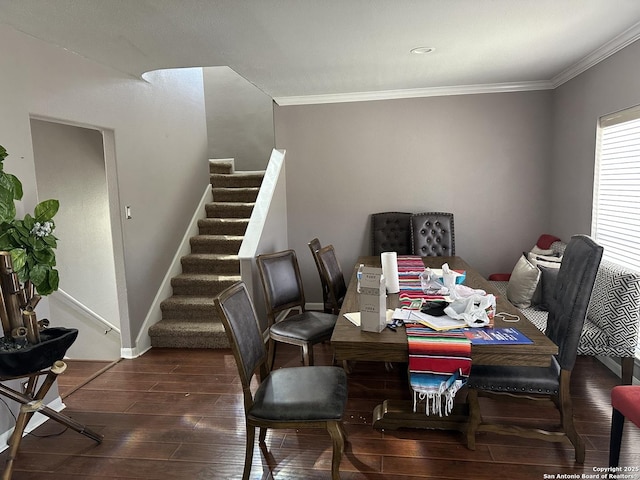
[410,212,455,256]
[316,244,347,314]
[371,212,412,255]
[256,249,306,323]
[213,282,267,399]
[546,234,603,371]
[308,237,329,302]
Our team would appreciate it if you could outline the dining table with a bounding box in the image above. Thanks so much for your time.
[330,255,558,431]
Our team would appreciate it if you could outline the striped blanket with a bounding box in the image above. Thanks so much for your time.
[397,256,471,416]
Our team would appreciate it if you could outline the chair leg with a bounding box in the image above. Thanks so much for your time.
[258,427,267,444]
[267,339,277,370]
[558,372,585,464]
[621,356,635,385]
[302,343,314,366]
[466,388,481,450]
[337,421,349,452]
[327,421,345,480]
[243,423,256,480]
[609,407,625,468]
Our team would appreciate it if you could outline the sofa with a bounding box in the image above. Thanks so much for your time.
[490,239,640,384]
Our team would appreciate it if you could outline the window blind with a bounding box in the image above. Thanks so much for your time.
[593,108,640,271]
[593,106,640,360]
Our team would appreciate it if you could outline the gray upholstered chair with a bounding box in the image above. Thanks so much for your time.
[466,234,603,463]
[371,212,412,255]
[257,249,337,367]
[213,281,348,480]
[316,244,347,315]
[410,212,455,256]
[308,238,333,314]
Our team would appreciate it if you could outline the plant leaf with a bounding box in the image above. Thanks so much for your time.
[7,174,22,201]
[29,263,47,286]
[10,248,27,274]
[34,199,59,221]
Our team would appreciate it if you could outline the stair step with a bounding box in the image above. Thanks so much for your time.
[210,172,264,188]
[212,186,259,203]
[149,320,229,349]
[209,159,234,175]
[171,273,240,295]
[180,253,240,274]
[160,295,219,320]
[205,202,254,219]
[198,218,249,235]
[190,235,243,254]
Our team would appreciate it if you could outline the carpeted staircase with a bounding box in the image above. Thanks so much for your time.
[148,159,264,348]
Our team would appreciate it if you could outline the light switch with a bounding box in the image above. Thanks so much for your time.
[125,206,132,219]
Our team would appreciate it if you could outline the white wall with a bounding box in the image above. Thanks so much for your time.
[0,26,209,351]
[551,40,640,239]
[274,91,553,303]
[203,66,274,171]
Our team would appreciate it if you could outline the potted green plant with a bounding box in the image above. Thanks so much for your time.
[0,144,59,296]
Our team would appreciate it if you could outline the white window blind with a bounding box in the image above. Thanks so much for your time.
[593,105,640,360]
[593,106,640,271]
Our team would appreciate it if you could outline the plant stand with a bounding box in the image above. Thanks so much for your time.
[0,328,103,479]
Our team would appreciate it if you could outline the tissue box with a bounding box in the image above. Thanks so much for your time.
[359,267,386,333]
[430,269,466,285]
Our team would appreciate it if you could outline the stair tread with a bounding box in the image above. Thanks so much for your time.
[162,295,217,305]
[207,201,255,207]
[199,217,248,222]
[182,253,238,260]
[212,186,259,191]
[191,235,244,241]
[150,320,225,334]
[173,273,240,280]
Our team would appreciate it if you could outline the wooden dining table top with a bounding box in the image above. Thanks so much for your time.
[331,255,558,367]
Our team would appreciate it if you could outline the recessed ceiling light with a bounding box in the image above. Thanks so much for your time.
[410,47,435,55]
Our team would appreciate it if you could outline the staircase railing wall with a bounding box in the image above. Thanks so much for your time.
[238,148,288,333]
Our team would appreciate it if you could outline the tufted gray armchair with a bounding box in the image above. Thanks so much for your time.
[371,212,412,255]
[410,212,455,256]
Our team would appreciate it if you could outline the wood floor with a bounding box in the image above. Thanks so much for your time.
[1,343,638,479]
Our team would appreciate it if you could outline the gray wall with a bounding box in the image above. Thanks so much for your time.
[203,66,274,171]
[551,40,640,240]
[274,91,553,303]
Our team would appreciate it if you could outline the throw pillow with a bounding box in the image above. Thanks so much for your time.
[506,254,541,308]
[538,264,559,312]
[527,252,562,306]
[536,234,562,250]
[530,245,555,256]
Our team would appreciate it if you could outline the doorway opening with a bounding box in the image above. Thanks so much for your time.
[30,119,124,360]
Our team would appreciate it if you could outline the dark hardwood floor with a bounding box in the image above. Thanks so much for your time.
[1,343,638,479]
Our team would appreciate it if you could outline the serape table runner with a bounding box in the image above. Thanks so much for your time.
[397,255,446,307]
[406,326,471,416]
[397,256,471,416]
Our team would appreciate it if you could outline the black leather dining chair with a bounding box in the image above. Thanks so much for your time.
[257,249,337,367]
[410,212,455,256]
[308,238,333,314]
[371,212,412,255]
[466,234,603,463]
[316,244,347,315]
[213,281,348,480]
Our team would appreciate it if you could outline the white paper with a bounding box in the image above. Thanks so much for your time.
[381,252,400,293]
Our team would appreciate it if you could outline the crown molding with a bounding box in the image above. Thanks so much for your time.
[274,80,554,106]
[275,21,640,107]
[552,22,640,88]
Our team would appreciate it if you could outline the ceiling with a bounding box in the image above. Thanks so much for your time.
[2,0,640,105]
